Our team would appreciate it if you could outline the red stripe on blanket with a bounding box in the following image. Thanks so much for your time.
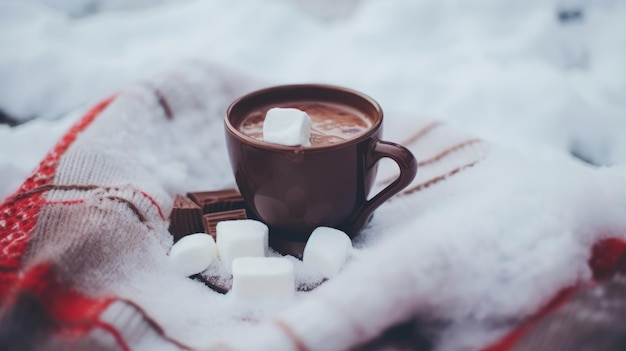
[12,263,128,350]
[93,320,131,351]
[0,96,115,299]
[0,96,185,350]
[138,189,166,220]
[482,236,626,351]
[0,96,129,348]
[480,286,577,351]
[588,237,626,280]
[46,199,85,206]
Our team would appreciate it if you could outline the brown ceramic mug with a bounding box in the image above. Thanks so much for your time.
[225,84,417,245]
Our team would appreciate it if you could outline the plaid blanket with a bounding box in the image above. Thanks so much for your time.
[1,63,625,351]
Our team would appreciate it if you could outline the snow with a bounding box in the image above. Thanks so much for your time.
[1,0,626,349]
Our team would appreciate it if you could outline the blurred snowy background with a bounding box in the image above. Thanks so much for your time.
[1,0,625,198]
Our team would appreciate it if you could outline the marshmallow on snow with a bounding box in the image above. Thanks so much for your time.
[168,233,218,276]
[216,219,269,271]
[231,257,295,299]
[303,227,353,279]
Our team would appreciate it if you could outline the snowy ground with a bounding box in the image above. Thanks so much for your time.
[1,1,626,193]
[1,0,626,349]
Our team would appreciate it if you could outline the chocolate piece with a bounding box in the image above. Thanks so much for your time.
[191,273,230,295]
[187,189,247,214]
[202,208,248,238]
[168,194,204,242]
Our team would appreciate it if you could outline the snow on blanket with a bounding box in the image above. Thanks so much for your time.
[1,64,626,351]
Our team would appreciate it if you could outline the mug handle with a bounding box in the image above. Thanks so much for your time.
[348,139,418,232]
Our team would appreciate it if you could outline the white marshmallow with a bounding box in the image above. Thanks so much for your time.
[168,233,217,276]
[231,257,295,299]
[303,227,352,279]
[216,219,268,270]
[263,107,312,146]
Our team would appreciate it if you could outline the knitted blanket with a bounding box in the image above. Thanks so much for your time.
[1,64,626,351]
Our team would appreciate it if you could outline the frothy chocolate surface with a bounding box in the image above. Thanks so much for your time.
[238,102,372,146]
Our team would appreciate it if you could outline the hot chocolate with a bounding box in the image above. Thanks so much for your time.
[226,84,418,247]
[238,101,373,146]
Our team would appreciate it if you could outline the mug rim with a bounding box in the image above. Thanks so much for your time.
[224,84,384,152]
